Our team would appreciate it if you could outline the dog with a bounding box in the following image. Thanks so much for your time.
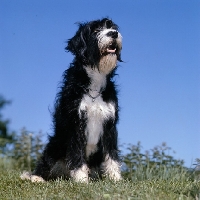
[21,18,123,183]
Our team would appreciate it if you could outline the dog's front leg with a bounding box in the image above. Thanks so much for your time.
[70,163,89,183]
[101,122,122,181]
[68,144,89,183]
[101,154,122,181]
[67,112,89,183]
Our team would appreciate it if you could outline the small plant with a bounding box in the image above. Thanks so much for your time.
[122,142,188,181]
[0,95,15,155]
[11,128,45,170]
[193,158,200,181]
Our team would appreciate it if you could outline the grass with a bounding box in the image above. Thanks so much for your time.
[1,141,200,199]
[0,169,200,200]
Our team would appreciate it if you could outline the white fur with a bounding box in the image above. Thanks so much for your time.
[20,171,45,183]
[99,53,117,74]
[70,164,89,183]
[20,171,31,180]
[31,175,45,183]
[85,67,107,91]
[79,68,115,158]
[101,154,122,181]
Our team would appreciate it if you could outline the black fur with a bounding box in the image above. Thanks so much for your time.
[32,18,122,181]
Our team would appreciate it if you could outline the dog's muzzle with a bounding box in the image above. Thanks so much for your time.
[106,31,118,53]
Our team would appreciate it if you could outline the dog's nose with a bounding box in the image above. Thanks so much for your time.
[107,31,118,39]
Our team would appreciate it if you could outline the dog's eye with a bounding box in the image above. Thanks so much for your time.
[94,29,101,33]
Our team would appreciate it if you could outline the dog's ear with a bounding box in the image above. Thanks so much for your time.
[66,23,90,63]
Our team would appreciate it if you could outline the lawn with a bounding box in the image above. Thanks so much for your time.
[0,169,199,200]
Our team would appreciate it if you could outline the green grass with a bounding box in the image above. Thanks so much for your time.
[0,169,199,200]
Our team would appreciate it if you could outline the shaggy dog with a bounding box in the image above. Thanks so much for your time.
[21,18,123,183]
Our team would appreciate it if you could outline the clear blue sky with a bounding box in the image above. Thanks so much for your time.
[0,0,199,167]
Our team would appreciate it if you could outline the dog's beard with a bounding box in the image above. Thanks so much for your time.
[98,53,117,74]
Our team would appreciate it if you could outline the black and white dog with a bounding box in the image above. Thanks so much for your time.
[21,18,123,183]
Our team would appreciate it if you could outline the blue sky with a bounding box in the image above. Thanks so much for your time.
[0,0,199,167]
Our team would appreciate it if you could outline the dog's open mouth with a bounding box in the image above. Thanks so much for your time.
[106,43,117,54]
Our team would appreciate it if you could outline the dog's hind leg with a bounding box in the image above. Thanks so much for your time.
[31,152,55,181]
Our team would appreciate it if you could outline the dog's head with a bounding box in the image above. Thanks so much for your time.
[66,18,122,74]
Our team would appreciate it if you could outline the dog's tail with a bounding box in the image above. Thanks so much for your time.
[20,171,45,182]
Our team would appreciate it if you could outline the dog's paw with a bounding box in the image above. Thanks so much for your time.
[20,171,45,183]
[30,175,45,183]
[20,171,31,180]
[70,164,89,183]
[107,171,122,181]
[101,155,122,181]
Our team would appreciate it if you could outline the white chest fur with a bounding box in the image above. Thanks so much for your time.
[79,67,115,157]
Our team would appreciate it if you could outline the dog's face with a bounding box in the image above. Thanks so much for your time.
[66,18,122,74]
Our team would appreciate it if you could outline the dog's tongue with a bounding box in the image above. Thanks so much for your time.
[107,48,116,53]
